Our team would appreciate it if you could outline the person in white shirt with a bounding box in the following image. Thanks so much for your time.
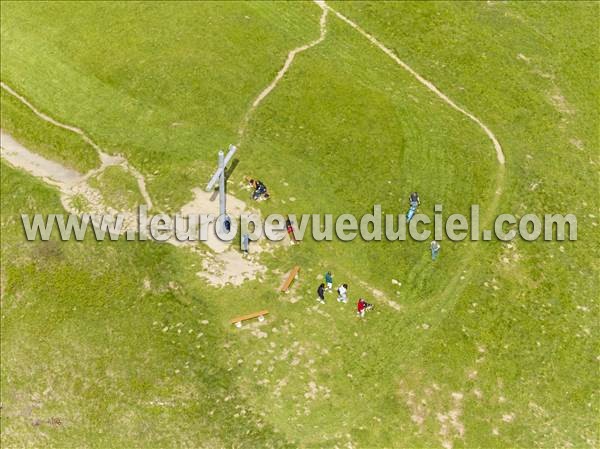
[337,283,348,303]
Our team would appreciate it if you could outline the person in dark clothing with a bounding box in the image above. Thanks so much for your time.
[286,218,297,245]
[251,179,268,200]
[409,192,420,207]
[406,191,420,222]
[317,283,326,304]
[241,233,250,257]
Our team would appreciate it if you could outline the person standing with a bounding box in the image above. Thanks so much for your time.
[286,218,297,245]
[325,271,333,292]
[431,240,441,261]
[406,203,417,222]
[317,283,326,304]
[409,191,421,208]
[241,233,250,257]
[337,283,348,303]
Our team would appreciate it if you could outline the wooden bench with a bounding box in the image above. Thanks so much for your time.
[230,310,269,328]
[279,265,300,292]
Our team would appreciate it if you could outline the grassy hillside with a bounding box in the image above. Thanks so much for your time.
[1,1,598,448]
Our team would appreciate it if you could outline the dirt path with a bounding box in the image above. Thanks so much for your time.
[319,2,509,352]
[319,1,505,166]
[1,3,506,292]
[236,3,329,145]
[1,131,83,188]
[1,81,154,209]
[2,128,269,286]
[316,12,511,446]
[1,129,144,231]
[0,81,271,286]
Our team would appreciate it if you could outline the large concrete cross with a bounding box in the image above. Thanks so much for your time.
[205,145,237,226]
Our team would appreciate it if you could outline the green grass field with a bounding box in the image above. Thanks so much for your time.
[1,1,598,448]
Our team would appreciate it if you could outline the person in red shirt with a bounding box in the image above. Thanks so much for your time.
[357,298,368,318]
[286,218,297,245]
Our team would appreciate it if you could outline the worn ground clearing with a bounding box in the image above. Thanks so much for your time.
[1,125,271,286]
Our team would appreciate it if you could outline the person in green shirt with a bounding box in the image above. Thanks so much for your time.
[325,271,333,292]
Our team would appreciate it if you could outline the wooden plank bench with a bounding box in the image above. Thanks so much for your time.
[279,265,300,292]
[230,310,269,328]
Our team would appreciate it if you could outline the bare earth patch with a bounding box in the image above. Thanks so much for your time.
[548,87,575,115]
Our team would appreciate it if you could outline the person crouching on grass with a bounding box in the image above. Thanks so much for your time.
[357,298,373,318]
[246,178,269,201]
